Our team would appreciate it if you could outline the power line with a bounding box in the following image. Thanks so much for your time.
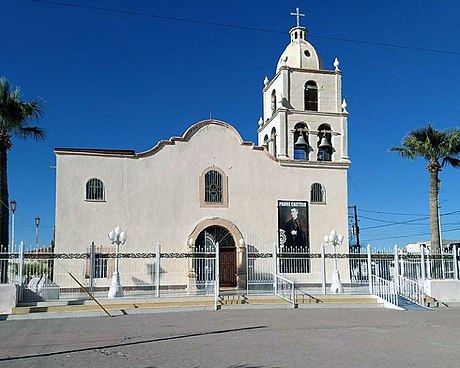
[359,209,427,216]
[359,210,460,230]
[28,0,285,34]
[29,0,460,56]
[359,214,429,225]
[363,225,460,242]
[360,208,460,217]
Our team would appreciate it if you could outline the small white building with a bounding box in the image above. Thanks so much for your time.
[54,18,351,290]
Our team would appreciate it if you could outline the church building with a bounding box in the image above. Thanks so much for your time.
[54,11,351,290]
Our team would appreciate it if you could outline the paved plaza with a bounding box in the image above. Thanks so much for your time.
[0,307,459,368]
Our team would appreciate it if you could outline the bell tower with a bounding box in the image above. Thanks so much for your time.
[258,8,350,165]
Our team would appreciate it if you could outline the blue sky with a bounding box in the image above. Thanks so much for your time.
[2,0,460,250]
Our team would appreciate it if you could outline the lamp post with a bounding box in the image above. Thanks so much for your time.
[324,229,344,293]
[34,216,40,250]
[10,200,16,253]
[108,226,126,298]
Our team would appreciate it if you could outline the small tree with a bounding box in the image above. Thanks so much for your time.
[390,124,460,253]
[0,78,45,282]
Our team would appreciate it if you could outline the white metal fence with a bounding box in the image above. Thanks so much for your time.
[1,242,458,306]
[371,275,398,306]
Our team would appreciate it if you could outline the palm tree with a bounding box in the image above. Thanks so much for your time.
[390,124,460,254]
[0,78,45,283]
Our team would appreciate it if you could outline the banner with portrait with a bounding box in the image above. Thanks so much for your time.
[277,200,310,273]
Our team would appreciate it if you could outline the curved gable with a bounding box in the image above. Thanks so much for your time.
[138,119,247,158]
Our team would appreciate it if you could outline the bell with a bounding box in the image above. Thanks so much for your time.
[294,134,307,146]
[319,136,331,148]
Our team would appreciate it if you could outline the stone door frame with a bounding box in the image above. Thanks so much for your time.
[187,217,246,290]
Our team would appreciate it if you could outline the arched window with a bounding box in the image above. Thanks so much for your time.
[304,81,318,111]
[200,167,228,207]
[263,134,269,150]
[271,90,277,115]
[86,178,104,201]
[293,123,309,160]
[205,170,222,203]
[310,183,325,203]
[270,128,277,157]
[317,124,332,162]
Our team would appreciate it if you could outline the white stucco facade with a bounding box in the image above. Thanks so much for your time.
[54,22,351,290]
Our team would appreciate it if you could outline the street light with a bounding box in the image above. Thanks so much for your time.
[10,200,16,253]
[324,229,344,294]
[35,216,40,250]
[108,226,127,298]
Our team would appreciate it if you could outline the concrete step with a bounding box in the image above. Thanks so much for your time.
[423,296,449,308]
[11,294,384,317]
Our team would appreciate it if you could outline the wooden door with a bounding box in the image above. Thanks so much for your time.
[220,247,236,287]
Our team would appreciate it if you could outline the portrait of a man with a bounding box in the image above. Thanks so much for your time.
[278,201,310,273]
[283,207,308,249]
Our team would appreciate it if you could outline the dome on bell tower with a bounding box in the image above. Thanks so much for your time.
[276,26,324,72]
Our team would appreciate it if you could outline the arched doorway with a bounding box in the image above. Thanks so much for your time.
[195,225,237,287]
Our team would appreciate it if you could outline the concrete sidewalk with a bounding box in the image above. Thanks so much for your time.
[1,308,459,368]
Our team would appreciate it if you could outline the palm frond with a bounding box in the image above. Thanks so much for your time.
[391,124,460,169]
[15,126,46,141]
[442,156,460,168]
[389,146,415,159]
[0,77,45,140]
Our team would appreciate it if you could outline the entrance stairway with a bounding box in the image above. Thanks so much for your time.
[8,293,386,319]
[218,292,383,308]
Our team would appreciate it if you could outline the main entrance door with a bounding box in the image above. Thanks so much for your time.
[195,225,237,288]
[220,247,236,287]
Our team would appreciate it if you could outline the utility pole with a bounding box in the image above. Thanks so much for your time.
[348,205,361,253]
[348,205,362,281]
[353,205,360,252]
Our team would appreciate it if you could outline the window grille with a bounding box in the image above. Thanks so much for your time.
[205,170,222,203]
[86,178,104,201]
[94,254,108,278]
[310,182,325,203]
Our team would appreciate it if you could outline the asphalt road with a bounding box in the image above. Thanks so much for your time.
[0,308,459,368]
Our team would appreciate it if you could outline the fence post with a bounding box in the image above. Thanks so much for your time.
[246,244,249,296]
[420,245,426,285]
[454,244,459,280]
[214,242,220,310]
[155,242,161,298]
[425,246,431,279]
[394,244,399,293]
[18,241,24,302]
[89,242,96,295]
[367,244,372,294]
[273,244,277,296]
[321,244,326,294]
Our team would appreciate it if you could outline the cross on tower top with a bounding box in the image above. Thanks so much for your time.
[290,7,305,27]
